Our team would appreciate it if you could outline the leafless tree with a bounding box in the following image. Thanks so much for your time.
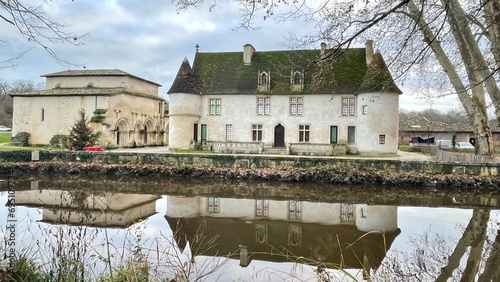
[0,79,44,125]
[172,0,500,155]
[376,208,499,281]
[1,0,87,69]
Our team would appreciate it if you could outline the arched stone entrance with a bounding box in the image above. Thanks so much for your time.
[134,122,144,145]
[144,119,155,145]
[115,119,129,147]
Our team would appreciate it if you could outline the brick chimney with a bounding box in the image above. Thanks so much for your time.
[366,40,374,65]
[243,44,255,65]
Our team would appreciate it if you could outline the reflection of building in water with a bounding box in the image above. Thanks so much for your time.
[15,188,160,227]
[166,196,400,275]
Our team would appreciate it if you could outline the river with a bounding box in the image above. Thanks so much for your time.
[0,174,499,281]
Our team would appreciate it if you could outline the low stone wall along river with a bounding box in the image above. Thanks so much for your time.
[1,150,500,190]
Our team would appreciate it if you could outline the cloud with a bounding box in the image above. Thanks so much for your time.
[0,0,454,111]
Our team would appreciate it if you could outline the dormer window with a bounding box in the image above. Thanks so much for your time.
[291,71,304,91]
[258,71,270,91]
[294,72,301,85]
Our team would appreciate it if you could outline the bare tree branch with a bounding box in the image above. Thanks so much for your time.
[1,0,88,67]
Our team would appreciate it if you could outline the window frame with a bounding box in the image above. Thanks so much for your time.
[299,125,310,142]
[256,199,269,217]
[288,200,302,220]
[257,97,271,115]
[342,97,356,116]
[258,71,271,91]
[362,105,368,115]
[252,124,263,142]
[379,134,386,144]
[293,72,302,85]
[225,124,232,141]
[340,203,355,222]
[207,197,220,213]
[209,98,221,115]
[289,97,303,116]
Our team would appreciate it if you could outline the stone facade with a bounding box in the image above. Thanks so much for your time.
[10,70,168,147]
[168,42,402,156]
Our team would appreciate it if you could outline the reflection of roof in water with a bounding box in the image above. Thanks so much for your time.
[14,190,160,228]
[165,216,400,270]
[39,205,158,228]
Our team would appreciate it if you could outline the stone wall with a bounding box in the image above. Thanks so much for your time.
[7,150,498,176]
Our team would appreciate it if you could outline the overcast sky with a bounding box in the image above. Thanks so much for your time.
[0,0,462,112]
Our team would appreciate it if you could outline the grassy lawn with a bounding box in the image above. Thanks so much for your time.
[0,132,57,151]
[0,132,11,144]
[0,146,52,152]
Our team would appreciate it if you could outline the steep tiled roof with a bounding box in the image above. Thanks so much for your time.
[9,87,163,100]
[42,69,162,86]
[358,53,402,94]
[168,46,401,95]
[167,58,197,94]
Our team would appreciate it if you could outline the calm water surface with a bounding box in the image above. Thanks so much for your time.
[0,174,499,281]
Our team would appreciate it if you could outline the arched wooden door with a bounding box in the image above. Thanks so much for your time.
[274,124,285,148]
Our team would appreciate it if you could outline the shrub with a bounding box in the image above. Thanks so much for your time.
[89,114,106,123]
[130,140,137,148]
[49,134,71,149]
[0,151,31,162]
[12,132,30,146]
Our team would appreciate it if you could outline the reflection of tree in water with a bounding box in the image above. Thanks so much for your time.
[379,209,500,281]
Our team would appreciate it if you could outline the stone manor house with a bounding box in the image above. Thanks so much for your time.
[11,41,401,155]
[168,41,402,155]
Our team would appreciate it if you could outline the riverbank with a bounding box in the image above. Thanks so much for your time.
[1,158,500,191]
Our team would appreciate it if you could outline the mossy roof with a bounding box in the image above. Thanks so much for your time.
[168,47,402,95]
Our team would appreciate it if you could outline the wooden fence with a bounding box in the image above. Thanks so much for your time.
[420,145,500,163]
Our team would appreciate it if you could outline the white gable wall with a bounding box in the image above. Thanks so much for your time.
[356,92,399,154]
[12,95,109,145]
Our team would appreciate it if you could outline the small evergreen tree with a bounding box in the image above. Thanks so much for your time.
[69,110,100,150]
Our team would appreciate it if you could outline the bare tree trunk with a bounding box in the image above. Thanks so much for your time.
[459,209,489,282]
[445,0,500,132]
[477,229,500,282]
[435,209,490,282]
[408,0,494,155]
[483,0,500,79]
[442,0,494,155]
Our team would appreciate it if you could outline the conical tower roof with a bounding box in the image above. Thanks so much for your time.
[167,57,197,94]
